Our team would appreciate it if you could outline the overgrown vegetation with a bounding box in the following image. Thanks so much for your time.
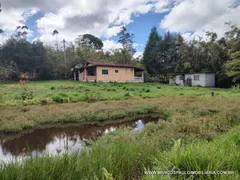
[0,81,239,107]
[143,24,240,87]
[0,101,239,179]
[0,81,239,179]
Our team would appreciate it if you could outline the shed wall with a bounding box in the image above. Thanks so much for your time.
[205,74,215,87]
[185,74,206,86]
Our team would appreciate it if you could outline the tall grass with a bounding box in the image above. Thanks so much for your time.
[145,126,240,180]
[0,95,239,134]
[0,80,239,106]
[1,124,240,179]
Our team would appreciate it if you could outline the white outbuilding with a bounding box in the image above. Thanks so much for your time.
[171,73,215,87]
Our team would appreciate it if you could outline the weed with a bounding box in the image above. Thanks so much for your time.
[40,99,48,105]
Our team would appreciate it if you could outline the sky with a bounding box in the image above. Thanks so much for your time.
[0,0,240,58]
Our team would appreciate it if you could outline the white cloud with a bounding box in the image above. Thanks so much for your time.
[133,51,143,58]
[153,0,172,13]
[133,43,144,47]
[1,0,239,50]
[0,0,174,49]
[102,40,122,52]
[161,0,240,40]
[34,0,159,45]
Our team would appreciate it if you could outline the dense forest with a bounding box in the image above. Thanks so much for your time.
[0,26,139,81]
[0,23,239,87]
[143,23,240,87]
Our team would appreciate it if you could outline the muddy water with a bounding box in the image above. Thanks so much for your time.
[0,115,159,163]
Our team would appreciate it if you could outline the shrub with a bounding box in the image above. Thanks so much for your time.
[21,88,34,100]
[124,92,130,97]
[52,94,68,103]
[41,99,48,105]
[145,89,150,93]
[50,86,56,90]
[52,95,64,103]
[107,88,117,92]
[83,92,100,103]
[58,93,68,97]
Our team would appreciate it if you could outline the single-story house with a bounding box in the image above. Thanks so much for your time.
[72,61,144,83]
[169,72,215,87]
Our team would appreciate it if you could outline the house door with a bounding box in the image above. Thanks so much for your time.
[186,78,192,86]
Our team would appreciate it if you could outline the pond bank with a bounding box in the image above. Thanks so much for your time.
[0,96,239,135]
[0,116,239,179]
[0,115,161,163]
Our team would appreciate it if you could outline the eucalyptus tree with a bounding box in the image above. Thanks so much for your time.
[53,30,59,51]
[15,25,29,39]
[117,26,136,64]
[0,29,4,44]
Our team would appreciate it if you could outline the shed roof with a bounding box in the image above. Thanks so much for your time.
[175,72,215,76]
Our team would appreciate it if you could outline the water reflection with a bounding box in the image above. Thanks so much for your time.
[134,120,144,131]
[0,116,158,163]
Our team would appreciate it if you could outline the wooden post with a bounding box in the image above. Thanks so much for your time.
[84,69,87,81]
[73,72,76,81]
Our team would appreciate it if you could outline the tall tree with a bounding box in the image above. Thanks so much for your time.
[142,27,161,75]
[225,51,240,84]
[117,26,136,64]
[160,31,178,75]
[53,30,59,51]
[0,29,4,44]
[15,25,29,39]
[75,34,103,50]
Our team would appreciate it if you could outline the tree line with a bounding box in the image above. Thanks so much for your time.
[0,17,239,87]
[0,26,138,81]
[142,23,240,87]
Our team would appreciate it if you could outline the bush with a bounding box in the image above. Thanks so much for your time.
[83,92,100,103]
[216,72,232,88]
[124,92,130,97]
[52,94,68,103]
[145,89,150,93]
[58,93,68,97]
[21,88,34,100]
[41,99,48,105]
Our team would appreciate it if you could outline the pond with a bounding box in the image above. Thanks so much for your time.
[0,115,159,164]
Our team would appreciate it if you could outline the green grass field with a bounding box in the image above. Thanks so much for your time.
[0,80,239,106]
[0,81,240,179]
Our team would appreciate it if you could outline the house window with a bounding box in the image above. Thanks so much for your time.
[194,75,200,81]
[115,70,118,73]
[102,69,108,75]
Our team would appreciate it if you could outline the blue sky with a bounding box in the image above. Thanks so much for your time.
[107,12,168,52]
[1,0,240,57]
[25,11,167,53]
